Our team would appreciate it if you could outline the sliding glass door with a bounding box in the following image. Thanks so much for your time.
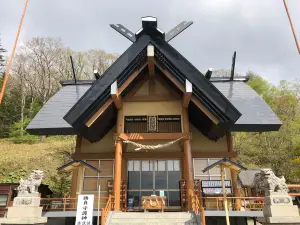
[127,160,181,209]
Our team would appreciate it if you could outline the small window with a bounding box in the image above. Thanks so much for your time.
[0,195,8,207]
[194,158,227,180]
[82,160,114,193]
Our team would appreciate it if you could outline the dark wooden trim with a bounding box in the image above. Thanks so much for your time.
[75,135,82,153]
[148,57,155,77]
[85,98,113,127]
[156,62,184,92]
[112,94,122,109]
[119,132,189,141]
[155,62,219,125]
[118,63,147,94]
[125,76,148,97]
[226,132,233,153]
[183,92,192,108]
[155,75,182,98]
[149,77,155,96]
[124,95,181,102]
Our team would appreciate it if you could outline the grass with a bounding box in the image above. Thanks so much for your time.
[0,136,76,183]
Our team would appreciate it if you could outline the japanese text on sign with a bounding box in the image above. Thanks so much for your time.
[75,195,94,225]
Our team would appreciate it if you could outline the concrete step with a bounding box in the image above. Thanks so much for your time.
[111,212,194,219]
[108,212,200,225]
[110,223,198,225]
[110,218,197,223]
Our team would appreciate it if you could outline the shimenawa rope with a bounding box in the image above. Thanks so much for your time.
[122,135,188,151]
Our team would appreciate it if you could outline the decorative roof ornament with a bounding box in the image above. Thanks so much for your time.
[110,16,193,43]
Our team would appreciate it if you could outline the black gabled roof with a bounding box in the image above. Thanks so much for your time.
[63,17,242,142]
[202,158,247,173]
[57,159,101,173]
[27,81,282,136]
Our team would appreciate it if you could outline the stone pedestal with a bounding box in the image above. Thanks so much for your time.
[0,195,47,225]
[258,192,300,225]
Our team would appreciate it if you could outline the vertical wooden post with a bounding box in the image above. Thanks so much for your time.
[70,169,78,198]
[221,165,230,225]
[114,109,123,211]
[182,107,194,211]
[70,135,81,209]
[226,132,241,210]
[97,185,101,225]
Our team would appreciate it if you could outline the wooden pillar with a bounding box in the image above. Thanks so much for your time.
[114,109,123,211]
[70,169,78,198]
[226,132,241,210]
[121,157,127,181]
[71,135,82,198]
[182,107,194,211]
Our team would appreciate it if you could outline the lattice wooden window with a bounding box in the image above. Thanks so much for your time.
[124,115,181,133]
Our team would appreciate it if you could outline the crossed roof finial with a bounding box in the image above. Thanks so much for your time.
[110,16,193,43]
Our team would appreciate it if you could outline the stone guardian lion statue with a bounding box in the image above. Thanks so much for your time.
[17,170,44,195]
[252,168,288,195]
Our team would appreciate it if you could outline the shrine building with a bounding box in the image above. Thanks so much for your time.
[26,17,282,214]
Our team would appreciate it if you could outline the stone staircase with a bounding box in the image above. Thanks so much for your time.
[107,212,200,225]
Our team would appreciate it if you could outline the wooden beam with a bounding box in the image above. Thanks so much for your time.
[183,79,192,108]
[155,75,182,98]
[192,151,237,158]
[190,96,219,125]
[123,151,183,159]
[85,98,113,127]
[125,76,148,97]
[156,63,184,92]
[182,106,194,210]
[119,132,189,141]
[124,95,181,102]
[147,45,155,76]
[86,64,146,127]
[156,62,219,125]
[75,135,82,153]
[118,63,147,94]
[226,132,241,210]
[72,151,236,160]
[72,153,115,159]
[114,108,123,210]
[149,77,155,95]
[111,81,122,109]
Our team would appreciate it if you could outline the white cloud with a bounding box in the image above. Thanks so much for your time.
[1,0,300,85]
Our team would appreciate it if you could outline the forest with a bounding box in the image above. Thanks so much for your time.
[0,36,299,196]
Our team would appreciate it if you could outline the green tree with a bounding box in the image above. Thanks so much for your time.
[0,34,6,73]
[235,74,300,183]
